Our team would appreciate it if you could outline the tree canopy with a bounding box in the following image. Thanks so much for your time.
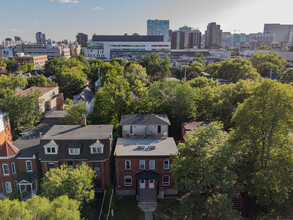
[27,74,57,87]
[281,68,293,83]
[63,102,87,125]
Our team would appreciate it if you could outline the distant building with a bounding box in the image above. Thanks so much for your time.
[188,31,201,49]
[16,44,70,59]
[205,22,222,49]
[222,32,232,48]
[14,36,21,41]
[171,31,185,49]
[289,32,293,52]
[69,42,81,57]
[36,32,46,45]
[147,19,170,42]
[8,55,48,69]
[264,23,293,44]
[232,33,247,47]
[2,46,17,58]
[76,33,88,47]
[86,34,170,60]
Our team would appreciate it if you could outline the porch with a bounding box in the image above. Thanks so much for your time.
[17,172,38,201]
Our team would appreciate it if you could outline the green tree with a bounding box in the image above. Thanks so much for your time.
[63,102,87,125]
[41,163,95,204]
[55,69,87,98]
[27,74,57,87]
[231,79,293,219]
[0,91,41,133]
[250,52,288,76]
[0,74,27,98]
[171,122,241,220]
[205,62,221,78]
[140,53,172,78]
[124,63,148,85]
[44,58,65,76]
[19,63,34,73]
[256,45,272,50]
[281,68,293,83]
[0,57,7,68]
[188,77,219,88]
[217,57,260,82]
[5,58,20,73]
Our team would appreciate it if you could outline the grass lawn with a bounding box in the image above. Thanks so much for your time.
[114,196,144,220]
[154,198,184,220]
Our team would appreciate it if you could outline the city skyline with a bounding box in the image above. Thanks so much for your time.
[1,0,293,42]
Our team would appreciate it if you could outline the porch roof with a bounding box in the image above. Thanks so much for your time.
[17,172,37,184]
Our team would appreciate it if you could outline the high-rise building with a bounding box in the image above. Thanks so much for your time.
[76,33,88,47]
[188,31,201,49]
[147,19,170,42]
[221,32,232,48]
[205,22,222,49]
[178,26,192,47]
[171,31,185,49]
[264,23,293,43]
[36,32,46,44]
[14,36,21,41]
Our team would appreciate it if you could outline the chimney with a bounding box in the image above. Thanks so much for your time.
[39,132,42,138]
[81,114,86,127]
[56,93,64,110]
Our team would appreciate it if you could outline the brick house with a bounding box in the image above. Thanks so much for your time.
[39,118,113,191]
[114,113,178,199]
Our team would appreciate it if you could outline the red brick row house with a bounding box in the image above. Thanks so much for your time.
[114,113,178,200]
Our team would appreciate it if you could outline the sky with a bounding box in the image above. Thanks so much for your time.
[1,0,293,42]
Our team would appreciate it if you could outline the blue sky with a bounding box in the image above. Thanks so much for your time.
[1,0,293,42]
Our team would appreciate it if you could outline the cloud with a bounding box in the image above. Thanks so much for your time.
[93,6,104,10]
[34,20,39,24]
[10,29,23,33]
[49,0,78,3]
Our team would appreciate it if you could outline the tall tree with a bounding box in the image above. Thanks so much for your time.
[124,63,148,86]
[281,68,293,83]
[0,74,27,98]
[27,74,57,87]
[231,79,293,219]
[63,102,87,125]
[171,122,241,220]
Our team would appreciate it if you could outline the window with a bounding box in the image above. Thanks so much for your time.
[46,146,57,154]
[158,125,161,134]
[26,161,33,172]
[5,182,12,193]
[48,162,55,171]
[130,126,133,134]
[139,160,145,170]
[90,143,104,154]
[67,161,73,169]
[2,164,9,176]
[77,161,83,166]
[14,180,18,191]
[93,162,101,172]
[163,160,169,170]
[124,176,132,186]
[69,148,80,155]
[162,175,170,186]
[11,163,16,174]
[125,160,131,170]
[149,160,155,170]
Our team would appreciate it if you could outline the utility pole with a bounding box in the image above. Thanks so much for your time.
[270,66,273,79]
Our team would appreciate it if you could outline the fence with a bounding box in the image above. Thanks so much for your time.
[98,184,115,220]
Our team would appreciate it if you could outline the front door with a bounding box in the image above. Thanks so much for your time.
[140,180,145,189]
[149,180,155,189]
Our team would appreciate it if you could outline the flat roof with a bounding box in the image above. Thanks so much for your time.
[114,138,178,157]
[92,35,164,42]
[16,86,57,96]
[42,125,113,140]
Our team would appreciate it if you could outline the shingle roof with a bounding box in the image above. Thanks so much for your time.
[16,86,58,96]
[13,124,53,157]
[0,140,19,157]
[114,138,178,157]
[17,172,37,184]
[120,114,170,126]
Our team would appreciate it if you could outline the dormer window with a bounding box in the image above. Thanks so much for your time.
[69,148,80,155]
[90,142,104,154]
[44,140,58,155]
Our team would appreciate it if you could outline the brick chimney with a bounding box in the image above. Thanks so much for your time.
[81,114,86,127]
[56,93,64,110]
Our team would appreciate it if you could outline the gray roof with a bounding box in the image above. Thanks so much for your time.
[42,125,113,140]
[17,172,37,184]
[114,138,178,157]
[13,124,53,157]
[120,114,170,126]
[74,86,95,103]
[92,35,164,42]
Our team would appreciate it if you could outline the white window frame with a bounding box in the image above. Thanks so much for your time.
[26,160,33,172]
[68,148,80,155]
[139,160,145,170]
[124,176,132,187]
[90,143,104,154]
[11,163,16,174]
[149,160,155,170]
[5,182,12,193]
[45,146,58,154]
[163,160,169,170]
[125,160,131,171]
[162,175,170,186]
[2,164,9,176]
